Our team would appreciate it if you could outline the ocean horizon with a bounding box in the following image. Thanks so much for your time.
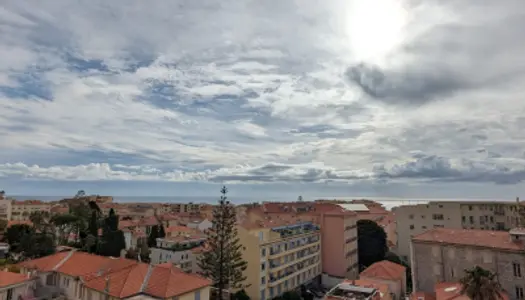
[7,195,520,210]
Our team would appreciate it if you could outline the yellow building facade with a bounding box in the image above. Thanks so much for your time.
[239,221,322,300]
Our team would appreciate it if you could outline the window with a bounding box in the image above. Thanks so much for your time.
[516,286,524,300]
[438,205,443,208]
[409,225,414,230]
[422,226,427,229]
[462,216,465,222]
[261,262,266,271]
[409,214,414,219]
[261,290,266,300]
[7,288,13,300]
[483,251,492,263]
[194,290,201,300]
[261,276,266,284]
[469,205,473,211]
[433,225,444,228]
[432,214,444,220]
[469,216,474,224]
[259,231,264,241]
[490,216,494,223]
[514,263,522,277]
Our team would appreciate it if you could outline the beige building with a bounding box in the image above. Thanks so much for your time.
[18,250,211,300]
[0,199,12,221]
[411,227,525,300]
[0,270,35,300]
[150,235,207,273]
[11,200,51,221]
[239,219,322,300]
[394,200,523,261]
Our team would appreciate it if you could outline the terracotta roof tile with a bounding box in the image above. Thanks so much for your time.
[360,260,406,281]
[0,271,30,288]
[19,251,211,298]
[144,264,210,298]
[412,228,525,251]
[18,251,71,272]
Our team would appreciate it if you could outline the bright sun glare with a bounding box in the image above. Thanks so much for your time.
[346,0,408,64]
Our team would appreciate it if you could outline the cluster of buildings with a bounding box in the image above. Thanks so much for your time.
[3,193,525,300]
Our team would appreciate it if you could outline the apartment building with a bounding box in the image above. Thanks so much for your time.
[393,200,524,261]
[246,202,360,286]
[410,227,525,300]
[172,203,201,214]
[0,199,12,221]
[238,219,322,300]
[0,270,35,300]
[150,235,207,273]
[10,200,51,221]
[18,250,211,300]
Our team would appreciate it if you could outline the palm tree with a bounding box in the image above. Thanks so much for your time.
[460,266,504,300]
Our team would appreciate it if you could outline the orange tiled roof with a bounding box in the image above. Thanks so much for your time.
[0,271,30,288]
[360,260,406,281]
[19,251,211,298]
[412,228,525,251]
[165,226,194,233]
[13,200,46,205]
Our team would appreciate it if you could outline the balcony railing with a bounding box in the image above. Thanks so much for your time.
[269,236,320,256]
[269,257,319,284]
[269,246,319,268]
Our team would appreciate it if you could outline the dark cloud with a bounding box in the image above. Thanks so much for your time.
[345,63,466,105]
[375,154,525,185]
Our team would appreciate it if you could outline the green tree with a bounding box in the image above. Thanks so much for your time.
[51,214,79,245]
[75,190,86,198]
[159,225,166,238]
[5,224,33,252]
[20,232,55,259]
[460,266,504,300]
[148,225,160,247]
[29,211,53,234]
[198,186,248,300]
[231,289,250,300]
[357,219,387,270]
[98,209,126,257]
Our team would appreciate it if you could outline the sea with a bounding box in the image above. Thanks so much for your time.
[7,195,514,211]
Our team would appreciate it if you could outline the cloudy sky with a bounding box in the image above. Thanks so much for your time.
[1,0,525,200]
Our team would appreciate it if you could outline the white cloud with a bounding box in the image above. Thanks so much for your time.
[1,0,525,196]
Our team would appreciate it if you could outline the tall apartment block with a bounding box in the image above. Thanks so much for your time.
[394,199,524,262]
[238,220,322,300]
[243,202,359,287]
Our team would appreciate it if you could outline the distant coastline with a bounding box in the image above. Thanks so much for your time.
[7,195,519,211]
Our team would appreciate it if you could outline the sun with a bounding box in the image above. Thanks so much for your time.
[345,0,409,64]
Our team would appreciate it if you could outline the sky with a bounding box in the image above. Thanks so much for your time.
[1,0,525,200]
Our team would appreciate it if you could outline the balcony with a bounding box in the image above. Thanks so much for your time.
[269,236,320,257]
[269,247,319,270]
[268,257,319,286]
[271,222,320,240]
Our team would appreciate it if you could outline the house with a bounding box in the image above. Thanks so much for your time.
[359,260,406,300]
[186,219,213,232]
[0,270,34,300]
[411,227,525,300]
[150,236,208,273]
[18,250,211,300]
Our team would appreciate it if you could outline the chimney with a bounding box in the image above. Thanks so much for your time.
[104,276,110,292]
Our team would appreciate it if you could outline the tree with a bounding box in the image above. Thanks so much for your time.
[460,266,504,300]
[231,290,250,300]
[199,186,248,300]
[357,219,387,270]
[29,211,52,234]
[51,214,79,245]
[5,224,33,252]
[0,190,5,199]
[98,208,126,257]
[148,225,160,248]
[297,195,303,202]
[75,190,86,198]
